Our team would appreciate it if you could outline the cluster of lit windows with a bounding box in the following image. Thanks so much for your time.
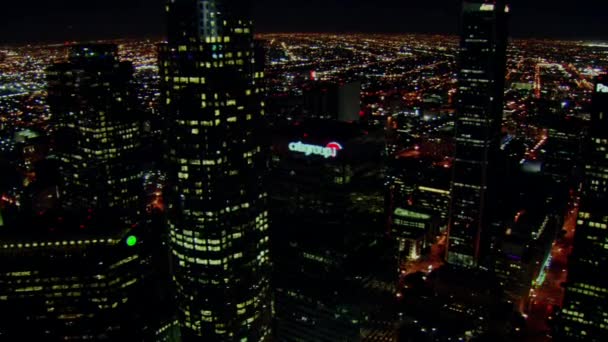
[561,303,608,333]
[568,283,608,296]
[171,76,206,84]
[452,182,483,190]
[454,136,490,147]
[561,308,590,325]
[585,166,608,180]
[464,38,490,44]
[577,213,608,231]
[447,252,476,267]
[458,116,488,125]
[51,57,143,214]
[81,145,137,158]
[589,221,607,230]
[232,28,251,35]
[0,254,141,320]
[162,4,270,339]
[595,138,608,145]
[394,219,426,230]
[203,35,234,44]
[462,77,490,84]
[508,263,522,270]
[1,238,122,249]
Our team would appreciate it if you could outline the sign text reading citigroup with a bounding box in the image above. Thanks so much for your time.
[289,141,343,159]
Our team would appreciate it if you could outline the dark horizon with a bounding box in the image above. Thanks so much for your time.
[5,32,606,50]
[1,0,607,45]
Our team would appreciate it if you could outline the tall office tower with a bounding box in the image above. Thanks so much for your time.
[558,75,608,341]
[269,120,391,341]
[4,43,167,340]
[158,1,271,340]
[47,45,143,222]
[446,0,509,267]
[302,81,361,122]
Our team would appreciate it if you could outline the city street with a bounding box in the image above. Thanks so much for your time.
[523,193,579,341]
[401,233,446,276]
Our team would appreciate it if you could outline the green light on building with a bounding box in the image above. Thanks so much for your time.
[126,235,138,247]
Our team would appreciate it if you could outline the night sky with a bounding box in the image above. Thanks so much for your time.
[1,0,607,44]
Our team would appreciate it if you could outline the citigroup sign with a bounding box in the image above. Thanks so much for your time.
[289,141,343,159]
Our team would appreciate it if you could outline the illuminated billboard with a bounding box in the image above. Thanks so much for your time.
[289,141,343,159]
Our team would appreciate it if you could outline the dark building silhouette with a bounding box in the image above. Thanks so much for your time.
[558,75,608,341]
[269,120,394,341]
[397,265,517,341]
[302,81,361,122]
[158,0,271,340]
[0,43,173,341]
[446,0,509,267]
[494,210,559,303]
[0,208,158,340]
[47,45,143,223]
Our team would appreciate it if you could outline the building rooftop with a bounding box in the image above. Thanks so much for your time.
[68,44,118,64]
[0,207,134,246]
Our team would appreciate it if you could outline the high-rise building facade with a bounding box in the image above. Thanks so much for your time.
[47,45,143,222]
[158,1,271,340]
[0,209,154,340]
[558,75,608,341]
[446,0,509,267]
[0,43,166,340]
[269,120,391,341]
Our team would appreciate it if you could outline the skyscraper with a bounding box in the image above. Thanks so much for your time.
[269,120,389,341]
[0,43,164,340]
[158,1,271,340]
[446,0,509,267]
[558,75,608,341]
[47,44,143,222]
